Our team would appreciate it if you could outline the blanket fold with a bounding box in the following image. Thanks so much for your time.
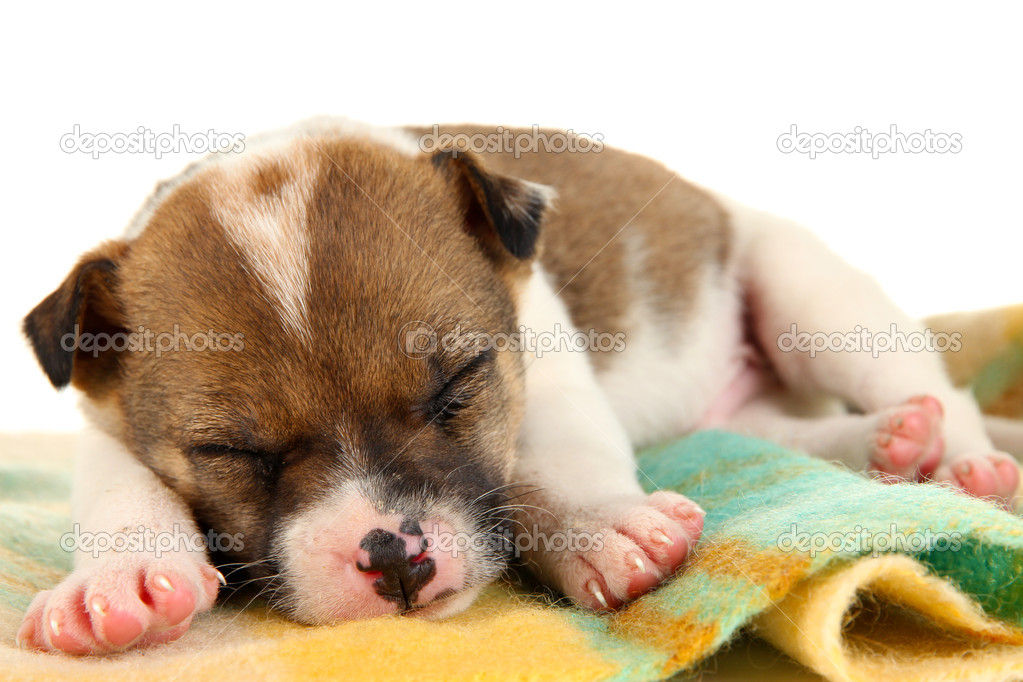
[755,554,1023,682]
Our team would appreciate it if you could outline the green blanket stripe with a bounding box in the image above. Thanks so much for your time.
[0,467,70,501]
[0,466,72,614]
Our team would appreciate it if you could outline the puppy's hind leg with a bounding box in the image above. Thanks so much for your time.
[722,387,945,481]
[720,196,1019,500]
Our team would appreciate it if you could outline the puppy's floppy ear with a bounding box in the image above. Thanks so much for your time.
[432,148,554,260]
[23,239,129,391]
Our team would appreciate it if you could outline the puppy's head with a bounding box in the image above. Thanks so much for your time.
[24,128,553,622]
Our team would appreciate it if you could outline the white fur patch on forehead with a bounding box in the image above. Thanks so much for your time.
[123,117,422,241]
[208,148,316,342]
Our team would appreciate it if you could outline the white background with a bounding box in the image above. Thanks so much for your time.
[2,2,1021,432]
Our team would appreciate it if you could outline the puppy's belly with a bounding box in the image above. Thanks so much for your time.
[594,274,746,448]
[694,347,773,429]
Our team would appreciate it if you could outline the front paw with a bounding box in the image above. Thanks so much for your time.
[524,491,704,611]
[16,553,223,654]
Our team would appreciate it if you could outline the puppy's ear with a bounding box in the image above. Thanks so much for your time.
[23,240,130,392]
[432,149,554,260]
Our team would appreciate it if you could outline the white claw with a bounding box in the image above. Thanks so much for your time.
[633,556,646,573]
[215,569,228,586]
[49,616,60,638]
[587,580,609,609]
[652,530,674,546]
[154,574,175,592]
[90,599,107,618]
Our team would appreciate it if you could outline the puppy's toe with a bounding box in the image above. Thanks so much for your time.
[553,491,703,611]
[144,570,198,627]
[40,583,100,654]
[18,554,222,654]
[935,452,1020,502]
[870,396,944,480]
[16,591,54,652]
[86,597,146,648]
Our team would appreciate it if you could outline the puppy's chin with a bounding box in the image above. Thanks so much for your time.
[403,584,485,620]
[280,583,484,625]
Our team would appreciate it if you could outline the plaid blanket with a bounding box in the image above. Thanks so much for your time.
[2,306,1023,681]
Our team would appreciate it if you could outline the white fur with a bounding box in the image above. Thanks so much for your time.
[595,247,744,448]
[987,416,1023,457]
[70,427,209,570]
[515,264,642,504]
[517,193,999,475]
[715,193,995,460]
[210,155,315,341]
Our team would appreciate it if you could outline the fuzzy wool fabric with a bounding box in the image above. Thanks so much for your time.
[2,307,1023,681]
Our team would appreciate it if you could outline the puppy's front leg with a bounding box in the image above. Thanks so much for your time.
[513,272,704,610]
[17,428,222,653]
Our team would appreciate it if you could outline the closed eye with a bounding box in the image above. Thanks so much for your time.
[189,443,274,459]
[426,349,495,423]
[188,442,287,481]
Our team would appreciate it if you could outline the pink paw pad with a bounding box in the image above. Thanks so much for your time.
[143,572,198,626]
[88,597,144,647]
[871,395,944,481]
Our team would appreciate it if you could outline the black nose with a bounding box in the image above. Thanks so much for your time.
[356,527,435,608]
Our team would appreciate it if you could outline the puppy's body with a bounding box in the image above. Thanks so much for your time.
[19,119,1019,653]
[446,125,743,448]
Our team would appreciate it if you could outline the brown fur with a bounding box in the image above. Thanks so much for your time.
[22,240,130,396]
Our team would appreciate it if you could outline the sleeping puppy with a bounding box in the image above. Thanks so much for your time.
[18,118,1019,653]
